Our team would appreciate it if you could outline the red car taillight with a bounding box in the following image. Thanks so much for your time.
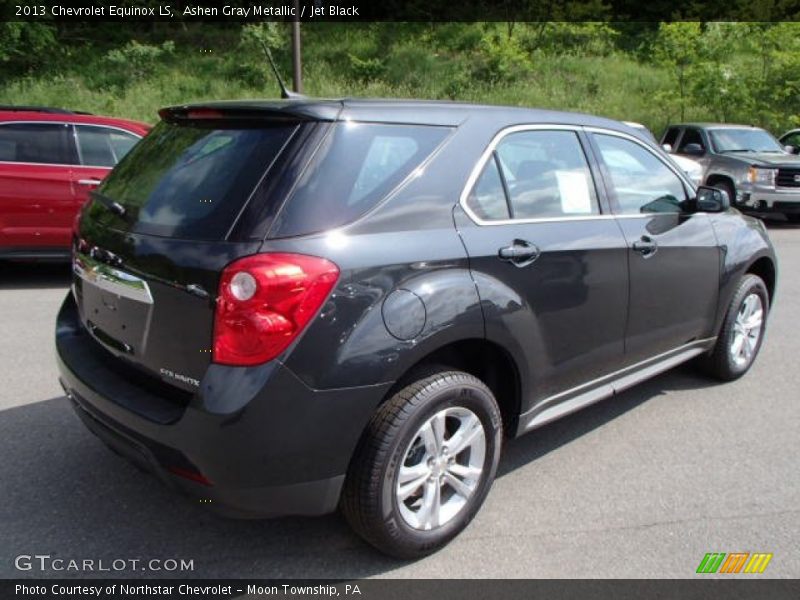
[213,253,340,366]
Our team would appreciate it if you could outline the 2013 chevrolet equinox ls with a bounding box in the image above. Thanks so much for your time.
[56,99,777,558]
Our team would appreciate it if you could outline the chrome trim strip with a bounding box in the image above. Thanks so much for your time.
[518,338,716,434]
[458,124,696,226]
[73,252,153,304]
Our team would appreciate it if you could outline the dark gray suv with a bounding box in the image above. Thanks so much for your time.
[56,100,777,558]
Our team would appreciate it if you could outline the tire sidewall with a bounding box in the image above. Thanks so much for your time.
[720,275,769,376]
[379,377,502,553]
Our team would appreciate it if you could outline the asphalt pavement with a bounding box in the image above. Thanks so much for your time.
[1,220,798,579]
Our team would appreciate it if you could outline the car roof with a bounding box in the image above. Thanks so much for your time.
[162,98,635,131]
[0,109,151,135]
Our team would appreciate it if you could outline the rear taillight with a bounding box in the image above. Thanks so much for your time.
[213,253,339,366]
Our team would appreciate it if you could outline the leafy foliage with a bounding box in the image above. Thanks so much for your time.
[1,22,799,137]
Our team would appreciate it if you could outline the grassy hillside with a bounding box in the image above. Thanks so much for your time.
[1,22,798,136]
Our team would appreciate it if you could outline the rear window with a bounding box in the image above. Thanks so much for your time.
[270,122,450,237]
[89,120,296,240]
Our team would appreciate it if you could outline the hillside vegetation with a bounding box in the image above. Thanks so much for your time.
[1,22,799,136]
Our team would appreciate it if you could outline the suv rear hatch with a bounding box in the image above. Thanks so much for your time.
[71,105,332,393]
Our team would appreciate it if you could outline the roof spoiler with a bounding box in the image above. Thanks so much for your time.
[158,102,341,123]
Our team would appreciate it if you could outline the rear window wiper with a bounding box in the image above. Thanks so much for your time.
[90,190,127,218]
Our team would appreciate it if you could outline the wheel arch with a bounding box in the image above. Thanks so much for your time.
[745,255,776,304]
[381,338,522,438]
[706,173,736,190]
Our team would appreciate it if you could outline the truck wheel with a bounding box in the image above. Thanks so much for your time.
[697,274,769,381]
[714,180,736,206]
[341,369,503,558]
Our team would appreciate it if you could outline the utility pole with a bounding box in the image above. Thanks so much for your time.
[291,0,303,93]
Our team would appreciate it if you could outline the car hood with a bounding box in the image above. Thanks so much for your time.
[725,151,800,167]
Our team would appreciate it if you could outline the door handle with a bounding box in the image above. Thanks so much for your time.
[498,240,541,267]
[76,178,102,187]
[632,236,658,258]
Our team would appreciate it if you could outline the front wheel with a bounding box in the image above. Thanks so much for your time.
[714,180,736,206]
[697,274,769,381]
[341,369,503,558]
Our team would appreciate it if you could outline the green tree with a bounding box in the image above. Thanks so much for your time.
[653,22,704,122]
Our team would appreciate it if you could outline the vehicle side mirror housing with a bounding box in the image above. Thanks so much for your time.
[682,143,705,157]
[696,185,730,213]
[662,143,673,152]
[784,144,800,155]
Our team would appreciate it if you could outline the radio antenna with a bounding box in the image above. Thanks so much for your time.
[260,41,304,100]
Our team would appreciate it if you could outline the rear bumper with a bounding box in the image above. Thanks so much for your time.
[56,293,392,518]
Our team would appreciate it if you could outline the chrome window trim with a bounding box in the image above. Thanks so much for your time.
[0,120,143,169]
[459,124,698,226]
[459,124,604,226]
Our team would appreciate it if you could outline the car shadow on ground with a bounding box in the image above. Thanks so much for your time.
[0,261,71,290]
[0,364,717,579]
[498,363,716,476]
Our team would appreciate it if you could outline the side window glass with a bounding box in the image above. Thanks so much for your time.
[466,155,510,221]
[594,134,688,214]
[0,123,71,164]
[784,132,800,147]
[662,128,680,148]
[108,131,140,162]
[677,128,704,152]
[76,126,119,167]
[493,130,599,219]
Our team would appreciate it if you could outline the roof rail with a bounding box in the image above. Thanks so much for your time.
[0,105,92,115]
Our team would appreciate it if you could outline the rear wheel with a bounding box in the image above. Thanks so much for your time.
[341,369,502,558]
[697,274,769,381]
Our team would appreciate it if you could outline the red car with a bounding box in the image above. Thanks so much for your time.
[0,107,150,260]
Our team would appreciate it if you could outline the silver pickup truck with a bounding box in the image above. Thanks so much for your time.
[662,123,800,222]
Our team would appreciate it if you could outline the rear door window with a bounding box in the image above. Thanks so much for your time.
[75,125,140,167]
[89,120,297,240]
[0,122,73,165]
[270,122,450,237]
[465,130,599,221]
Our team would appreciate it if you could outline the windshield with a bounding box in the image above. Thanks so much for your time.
[710,128,783,153]
[87,120,297,240]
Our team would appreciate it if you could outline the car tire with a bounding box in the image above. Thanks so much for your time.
[697,274,769,381]
[714,180,736,206]
[786,214,800,224]
[341,368,503,558]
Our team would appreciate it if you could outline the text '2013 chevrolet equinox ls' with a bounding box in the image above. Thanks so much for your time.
[56,99,777,558]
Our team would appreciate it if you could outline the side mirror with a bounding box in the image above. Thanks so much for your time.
[682,143,705,157]
[784,144,800,155]
[696,185,730,213]
[662,143,673,153]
